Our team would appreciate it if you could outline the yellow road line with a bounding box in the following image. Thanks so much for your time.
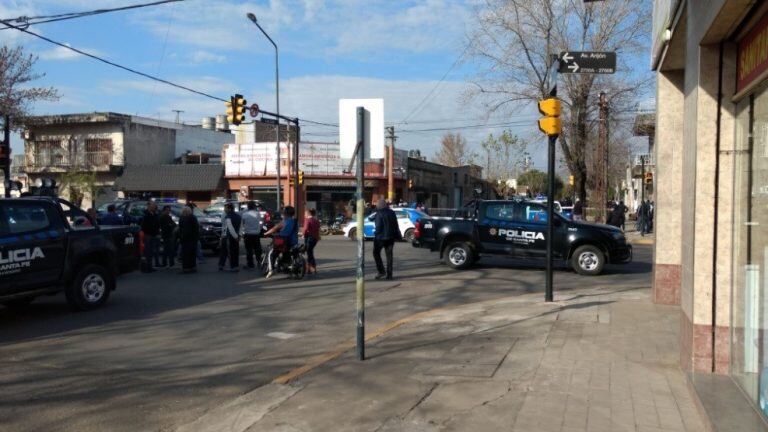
[271,307,447,385]
[631,238,654,245]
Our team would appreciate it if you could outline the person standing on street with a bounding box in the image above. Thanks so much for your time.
[101,204,123,225]
[218,203,242,272]
[373,198,401,280]
[141,201,161,272]
[572,198,583,221]
[159,205,177,268]
[302,208,321,274]
[178,206,199,273]
[241,201,263,270]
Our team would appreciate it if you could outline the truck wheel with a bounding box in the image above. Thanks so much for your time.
[349,228,357,241]
[2,297,34,310]
[445,242,473,270]
[66,264,114,311]
[403,228,415,242]
[571,245,605,276]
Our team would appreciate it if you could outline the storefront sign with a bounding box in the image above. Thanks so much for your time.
[738,12,768,93]
[304,179,377,187]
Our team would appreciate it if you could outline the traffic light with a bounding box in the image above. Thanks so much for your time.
[298,170,304,185]
[568,175,574,186]
[226,93,247,126]
[538,97,562,136]
[644,172,653,185]
[408,179,414,189]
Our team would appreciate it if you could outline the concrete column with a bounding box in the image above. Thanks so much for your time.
[678,42,738,374]
[653,69,685,305]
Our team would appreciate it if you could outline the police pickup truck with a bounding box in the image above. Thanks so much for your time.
[412,199,631,275]
[1,197,141,310]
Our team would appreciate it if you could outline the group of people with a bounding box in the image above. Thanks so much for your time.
[93,196,404,281]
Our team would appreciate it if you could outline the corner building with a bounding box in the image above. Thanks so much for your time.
[654,0,768,426]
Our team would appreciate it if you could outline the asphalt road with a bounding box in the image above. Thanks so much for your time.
[0,236,652,432]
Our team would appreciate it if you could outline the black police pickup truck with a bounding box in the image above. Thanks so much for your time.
[412,199,632,275]
[1,197,141,310]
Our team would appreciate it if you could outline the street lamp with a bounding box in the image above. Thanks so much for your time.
[247,12,282,209]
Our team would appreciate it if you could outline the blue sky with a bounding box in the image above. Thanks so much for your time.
[2,0,652,169]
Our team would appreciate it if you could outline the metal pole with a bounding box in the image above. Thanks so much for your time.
[355,107,366,361]
[546,134,555,302]
[2,115,10,198]
[386,126,395,202]
[246,13,281,209]
[294,120,301,220]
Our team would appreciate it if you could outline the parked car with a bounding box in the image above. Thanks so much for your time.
[412,199,631,275]
[1,197,141,310]
[204,199,280,231]
[343,207,428,242]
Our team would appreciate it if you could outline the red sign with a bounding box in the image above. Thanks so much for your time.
[738,12,768,93]
[249,103,259,118]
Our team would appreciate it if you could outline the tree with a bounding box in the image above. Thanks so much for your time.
[479,130,528,198]
[517,168,563,197]
[434,132,473,167]
[468,0,651,205]
[56,170,103,209]
[0,45,59,123]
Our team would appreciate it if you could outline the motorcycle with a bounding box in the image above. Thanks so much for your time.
[320,214,347,236]
[261,237,307,279]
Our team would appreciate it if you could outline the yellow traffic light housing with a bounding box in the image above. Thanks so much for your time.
[538,97,562,136]
[298,170,304,185]
[408,179,414,189]
[226,94,247,126]
[644,172,653,185]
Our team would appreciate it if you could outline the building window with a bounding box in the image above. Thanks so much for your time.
[464,174,469,185]
[81,138,112,166]
[732,80,768,417]
[32,140,65,167]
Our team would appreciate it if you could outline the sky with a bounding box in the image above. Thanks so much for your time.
[1,0,653,171]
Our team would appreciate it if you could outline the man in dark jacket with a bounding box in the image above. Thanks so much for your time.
[218,203,242,272]
[141,201,161,272]
[178,206,199,273]
[159,205,177,268]
[373,198,401,280]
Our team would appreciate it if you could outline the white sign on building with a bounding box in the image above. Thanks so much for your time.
[338,98,385,160]
[224,142,349,177]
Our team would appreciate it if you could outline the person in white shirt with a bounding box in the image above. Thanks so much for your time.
[241,201,263,269]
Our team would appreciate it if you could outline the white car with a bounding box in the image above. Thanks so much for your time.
[343,207,425,241]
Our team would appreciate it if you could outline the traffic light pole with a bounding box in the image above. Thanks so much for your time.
[546,133,556,302]
[293,121,301,220]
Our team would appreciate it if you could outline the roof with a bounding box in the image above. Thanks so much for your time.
[22,112,181,130]
[113,164,225,192]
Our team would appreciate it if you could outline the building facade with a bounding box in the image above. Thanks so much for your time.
[653,0,768,426]
[22,113,232,208]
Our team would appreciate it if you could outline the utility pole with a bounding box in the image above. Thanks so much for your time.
[355,107,366,361]
[386,126,396,202]
[172,109,184,124]
[2,115,10,198]
[595,92,608,223]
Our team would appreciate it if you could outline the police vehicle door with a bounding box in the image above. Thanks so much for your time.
[512,202,549,257]
[478,202,517,253]
[0,201,66,291]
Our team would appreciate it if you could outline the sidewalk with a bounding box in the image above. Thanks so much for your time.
[178,284,706,432]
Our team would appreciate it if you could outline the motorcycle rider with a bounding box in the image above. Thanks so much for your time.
[263,206,298,279]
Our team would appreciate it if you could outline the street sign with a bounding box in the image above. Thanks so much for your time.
[260,117,278,125]
[558,51,616,74]
[249,103,260,118]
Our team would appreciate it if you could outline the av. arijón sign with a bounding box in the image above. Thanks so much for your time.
[558,51,616,74]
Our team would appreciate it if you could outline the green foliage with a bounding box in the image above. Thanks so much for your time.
[517,169,564,197]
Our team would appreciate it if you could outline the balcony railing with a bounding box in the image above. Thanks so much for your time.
[634,154,654,167]
[26,151,114,170]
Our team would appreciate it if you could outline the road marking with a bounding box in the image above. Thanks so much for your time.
[267,332,298,340]
[631,238,654,245]
[271,308,446,384]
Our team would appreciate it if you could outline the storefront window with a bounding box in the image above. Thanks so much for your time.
[732,81,768,416]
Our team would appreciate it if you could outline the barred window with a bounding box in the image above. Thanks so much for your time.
[84,138,112,152]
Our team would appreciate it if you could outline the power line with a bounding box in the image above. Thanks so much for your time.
[400,43,471,124]
[0,18,227,101]
[1,0,184,30]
